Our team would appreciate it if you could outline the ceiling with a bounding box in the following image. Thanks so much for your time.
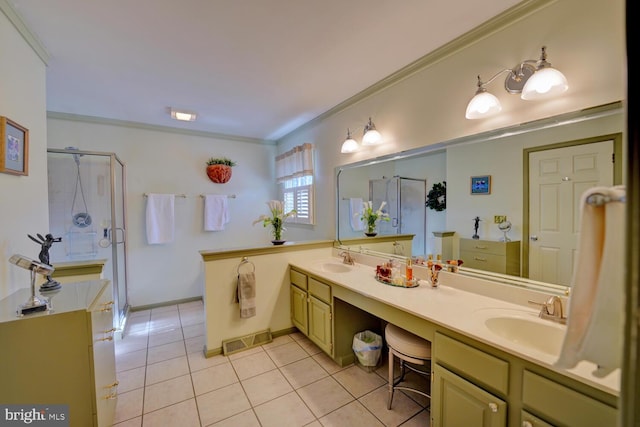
[10,0,523,141]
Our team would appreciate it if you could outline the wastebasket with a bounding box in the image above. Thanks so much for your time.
[352,330,382,371]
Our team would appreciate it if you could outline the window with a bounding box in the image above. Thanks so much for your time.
[276,143,314,225]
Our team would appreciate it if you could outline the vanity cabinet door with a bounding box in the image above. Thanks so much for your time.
[90,282,117,427]
[308,295,332,355]
[290,284,308,335]
[432,364,507,427]
[521,410,554,427]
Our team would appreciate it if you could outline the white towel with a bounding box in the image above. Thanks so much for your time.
[349,198,365,231]
[555,186,625,376]
[204,195,229,231]
[145,193,175,244]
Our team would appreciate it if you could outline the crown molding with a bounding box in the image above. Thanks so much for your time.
[47,111,276,145]
[0,0,49,64]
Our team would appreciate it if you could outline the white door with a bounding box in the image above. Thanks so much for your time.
[529,140,614,285]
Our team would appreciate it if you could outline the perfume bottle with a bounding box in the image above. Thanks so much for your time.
[405,258,413,281]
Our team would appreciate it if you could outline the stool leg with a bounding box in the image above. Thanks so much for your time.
[387,349,395,409]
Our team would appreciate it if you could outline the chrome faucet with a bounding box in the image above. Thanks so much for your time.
[528,295,566,324]
[339,250,356,265]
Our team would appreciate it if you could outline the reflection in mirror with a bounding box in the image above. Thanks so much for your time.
[336,102,624,290]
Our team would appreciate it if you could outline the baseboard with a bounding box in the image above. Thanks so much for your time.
[130,296,203,312]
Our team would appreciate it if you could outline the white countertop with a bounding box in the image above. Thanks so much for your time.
[0,280,109,324]
[289,257,620,396]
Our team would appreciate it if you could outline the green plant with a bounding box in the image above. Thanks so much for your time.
[206,157,237,167]
[358,201,390,233]
[252,200,296,241]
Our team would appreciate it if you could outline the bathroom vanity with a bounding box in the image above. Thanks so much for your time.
[288,258,618,427]
[0,280,117,427]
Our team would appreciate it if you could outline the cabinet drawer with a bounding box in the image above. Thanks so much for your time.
[290,269,308,290]
[460,239,506,255]
[435,332,509,395]
[460,250,506,272]
[309,278,331,303]
[522,370,617,426]
[521,410,554,427]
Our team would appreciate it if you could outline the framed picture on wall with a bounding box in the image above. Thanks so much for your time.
[470,175,491,194]
[0,116,29,176]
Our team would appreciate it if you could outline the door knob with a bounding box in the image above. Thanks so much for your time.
[530,235,538,241]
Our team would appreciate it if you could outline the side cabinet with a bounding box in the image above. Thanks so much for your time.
[290,268,333,356]
[0,280,116,427]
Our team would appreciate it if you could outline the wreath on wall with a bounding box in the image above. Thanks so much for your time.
[426,181,446,211]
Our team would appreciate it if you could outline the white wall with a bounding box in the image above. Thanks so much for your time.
[0,7,49,299]
[276,0,626,247]
[47,118,277,306]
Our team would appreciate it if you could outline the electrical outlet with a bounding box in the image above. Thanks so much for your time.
[494,215,507,223]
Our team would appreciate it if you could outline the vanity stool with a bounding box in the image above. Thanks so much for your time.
[385,323,432,410]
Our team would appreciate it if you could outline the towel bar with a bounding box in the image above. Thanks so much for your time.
[237,256,255,274]
[585,193,626,206]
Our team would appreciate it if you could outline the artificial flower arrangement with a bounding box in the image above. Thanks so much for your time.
[358,201,390,235]
[252,200,296,243]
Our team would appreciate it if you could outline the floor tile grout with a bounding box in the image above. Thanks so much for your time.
[114,303,430,426]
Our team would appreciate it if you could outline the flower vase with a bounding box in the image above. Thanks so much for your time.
[365,224,377,237]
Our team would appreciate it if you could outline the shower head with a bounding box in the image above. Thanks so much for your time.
[64,146,83,165]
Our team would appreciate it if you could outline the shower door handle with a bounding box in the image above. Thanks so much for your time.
[114,227,126,244]
[108,228,126,244]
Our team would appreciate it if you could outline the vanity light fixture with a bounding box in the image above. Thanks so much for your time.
[170,108,197,122]
[340,128,360,153]
[340,117,384,153]
[362,117,383,145]
[465,46,568,119]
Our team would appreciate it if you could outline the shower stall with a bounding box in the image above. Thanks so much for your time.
[47,148,129,330]
[369,176,427,256]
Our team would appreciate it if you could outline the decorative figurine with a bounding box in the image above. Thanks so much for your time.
[28,233,62,291]
[472,216,481,240]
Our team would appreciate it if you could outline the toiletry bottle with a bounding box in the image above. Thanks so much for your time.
[405,258,413,281]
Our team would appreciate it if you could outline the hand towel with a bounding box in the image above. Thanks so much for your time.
[349,198,365,231]
[236,272,256,318]
[555,186,625,376]
[145,193,175,244]
[204,195,229,231]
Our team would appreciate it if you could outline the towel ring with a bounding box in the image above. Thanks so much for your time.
[237,257,255,274]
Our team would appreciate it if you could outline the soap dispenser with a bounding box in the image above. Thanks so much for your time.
[405,258,413,281]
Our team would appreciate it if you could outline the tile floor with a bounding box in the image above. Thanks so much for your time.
[113,300,431,426]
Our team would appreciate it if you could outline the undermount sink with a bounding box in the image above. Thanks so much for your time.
[313,261,353,274]
[478,309,566,356]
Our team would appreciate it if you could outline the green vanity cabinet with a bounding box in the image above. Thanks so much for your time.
[521,370,617,426]
[0,280,116,427]
[521,410,554,427]
[432,364,507,427]
[290,268,333,355]
[290,283,308,335]
[432,332,509,427]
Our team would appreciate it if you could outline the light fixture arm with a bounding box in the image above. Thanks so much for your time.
[476,69,514,91]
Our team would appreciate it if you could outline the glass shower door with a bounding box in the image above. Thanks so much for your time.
[47,148,129,331]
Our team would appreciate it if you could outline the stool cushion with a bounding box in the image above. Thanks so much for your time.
[385,323,431,359]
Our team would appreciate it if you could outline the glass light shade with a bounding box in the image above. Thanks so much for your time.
[341,137,359,153]
[465,91,502,119]
[521,67,568,100]
[362,129,382,145]
[362,118,383,145]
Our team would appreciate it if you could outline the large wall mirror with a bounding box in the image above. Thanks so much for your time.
[336,102,624,290]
